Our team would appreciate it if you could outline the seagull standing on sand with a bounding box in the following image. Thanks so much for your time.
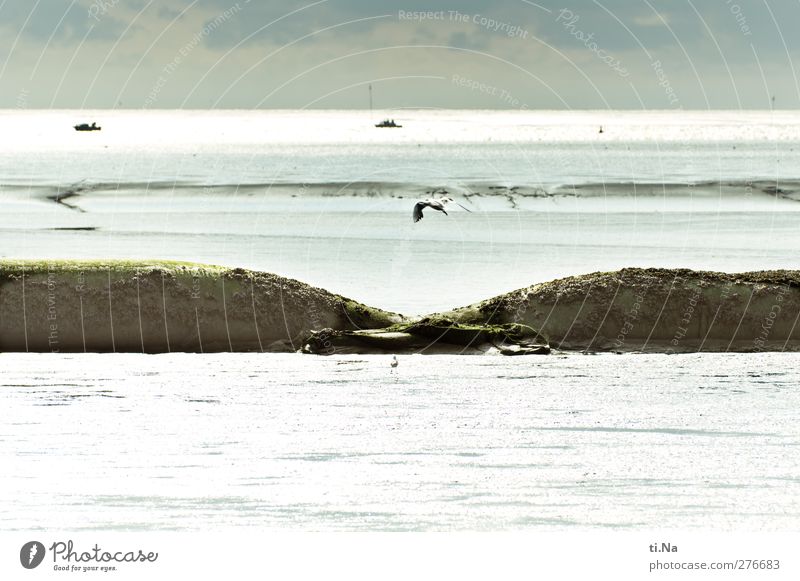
[391,355,398,369]
[412,196,472,223]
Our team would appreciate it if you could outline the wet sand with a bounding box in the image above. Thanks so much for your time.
[3,261,798,354]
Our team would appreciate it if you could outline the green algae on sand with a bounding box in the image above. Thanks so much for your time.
[302,316,550,355]
[442,267,800,352]
[0,260,399,353]
[3,262,800,353]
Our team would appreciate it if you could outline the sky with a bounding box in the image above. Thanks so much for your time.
[1,0,798,109]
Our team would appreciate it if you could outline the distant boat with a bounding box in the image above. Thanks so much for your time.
[375,119,401,128]
[369,85,402,128]
[74,122,101,132]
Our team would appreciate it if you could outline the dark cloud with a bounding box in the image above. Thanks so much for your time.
[195,0,530,49]
[447,31,489,52]
[0,0,799,108]
[188,0,800,72]
[4,0,799,58]
[0,0,128,42]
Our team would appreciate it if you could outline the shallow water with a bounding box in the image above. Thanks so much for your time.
[1,110,799,534]
[3,110,800,313]
[1,353,798,531]
[2,204,799,314]
[2,109,800,186]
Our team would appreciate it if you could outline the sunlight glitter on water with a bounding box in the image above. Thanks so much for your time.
[1,353,797,531]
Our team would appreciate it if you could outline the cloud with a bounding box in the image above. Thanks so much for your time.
[0,0,129,43]
[633,12,669,28]
[1,0,799,108]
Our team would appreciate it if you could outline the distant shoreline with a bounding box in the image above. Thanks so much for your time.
[5,178,800,209]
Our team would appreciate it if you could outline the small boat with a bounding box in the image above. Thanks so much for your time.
[74,122,101,132]
[375,119,401,128]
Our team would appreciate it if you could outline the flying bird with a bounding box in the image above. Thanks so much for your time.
[412,196,471,223]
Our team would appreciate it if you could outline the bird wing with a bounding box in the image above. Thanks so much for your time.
[413,201,427,222]
[413,197,471,222]
[436,197,473,213]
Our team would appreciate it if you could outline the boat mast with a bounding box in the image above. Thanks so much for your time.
[369,84,373,118]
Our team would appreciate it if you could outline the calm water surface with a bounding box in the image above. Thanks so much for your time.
[1,353,797,531]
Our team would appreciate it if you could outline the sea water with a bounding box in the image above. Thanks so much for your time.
[2,109,800,187]
[2,110,800,313]
[0,110,798,530]
[1,353,798,531]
